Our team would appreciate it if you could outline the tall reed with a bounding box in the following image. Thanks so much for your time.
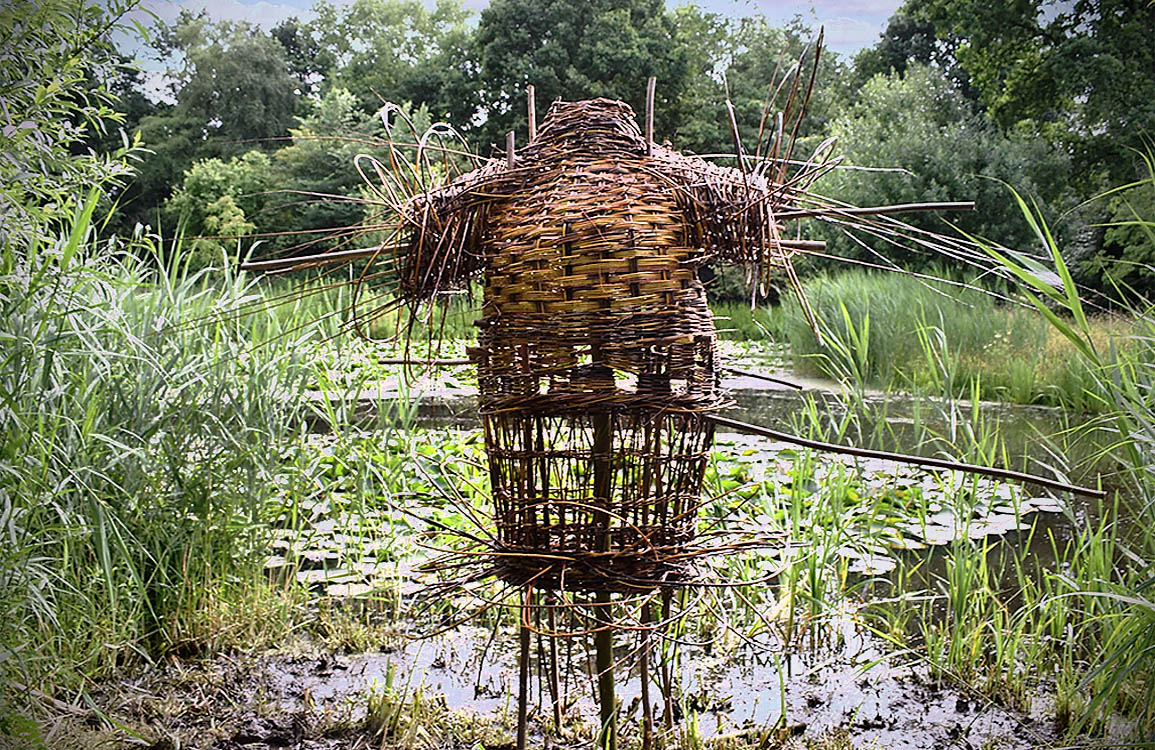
[745,268,1128,409]
[0,219,323,717]
[975,179,1155,736]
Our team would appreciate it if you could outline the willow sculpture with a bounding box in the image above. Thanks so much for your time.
[242,41,1103,750]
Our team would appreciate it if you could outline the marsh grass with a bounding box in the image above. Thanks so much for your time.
[828,181,1155,741]
[970,184,1155,736]
[720,269,1138,410]
[0,224,344,720]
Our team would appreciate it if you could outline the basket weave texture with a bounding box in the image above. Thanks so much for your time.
[400,99,790,592]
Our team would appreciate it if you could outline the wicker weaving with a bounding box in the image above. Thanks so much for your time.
[396,98,797,593]
[238,74,1097,750]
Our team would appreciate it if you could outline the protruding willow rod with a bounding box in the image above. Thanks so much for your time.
[776,201,976,221]
[239,244,403,272]
[645,76,656,157]
[527,84,537,143]
[516,586,532,750]
[778,239,826,251]
[239,238,824,274]
[376,359,803,392]
[722,367,803,390]
[706,413,1105,498]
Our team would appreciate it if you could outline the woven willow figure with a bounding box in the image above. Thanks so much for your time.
[241,71,1099,750]
[398,98,806,597]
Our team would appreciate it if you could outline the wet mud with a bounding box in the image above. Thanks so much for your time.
[73,622,1074,750]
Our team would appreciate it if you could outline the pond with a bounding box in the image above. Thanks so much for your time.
[246,345,1138,748]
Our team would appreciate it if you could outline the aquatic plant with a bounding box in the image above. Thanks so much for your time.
[974,175,1155,736]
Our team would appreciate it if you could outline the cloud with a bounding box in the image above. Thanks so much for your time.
[815,15,885,55]
[131,0,312,32]
[742,0,897,53]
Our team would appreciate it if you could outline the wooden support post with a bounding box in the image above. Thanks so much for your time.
[546,594,563,732]
[527,84,537,142]
[660,588,675,727]
[507,130,516,169]
[517,585,533,750]
[640,602,655,750]
[645,76,656,156]
[591,394,616,750]
[594,592,616,750]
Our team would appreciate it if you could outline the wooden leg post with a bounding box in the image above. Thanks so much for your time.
[591,401,617,750]
[546,594,563,733]
[594,592,616,750]
[661,588,675,727]
[517,585,532,750]
[640,601,655,750]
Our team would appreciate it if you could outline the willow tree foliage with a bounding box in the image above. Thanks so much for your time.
[0,0,139,245]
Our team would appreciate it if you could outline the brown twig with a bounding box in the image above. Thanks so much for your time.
[706,413,1104,498]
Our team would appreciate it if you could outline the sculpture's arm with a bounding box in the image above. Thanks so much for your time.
[656,151,822,337]
[397,161,504,302]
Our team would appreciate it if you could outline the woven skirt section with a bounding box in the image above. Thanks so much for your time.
[482,406,715,593]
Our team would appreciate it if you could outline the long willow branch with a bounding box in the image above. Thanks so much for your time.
[373,359,802,389]
[240,244,404,272]
[776,201,976,221]
[706,414,1104,498]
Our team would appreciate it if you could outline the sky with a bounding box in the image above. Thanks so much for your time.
[129,0,903,59]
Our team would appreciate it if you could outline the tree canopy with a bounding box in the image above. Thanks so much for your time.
[67,0,1155,298]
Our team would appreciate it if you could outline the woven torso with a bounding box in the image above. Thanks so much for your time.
[402,99,750,590]
[474,103,723,417]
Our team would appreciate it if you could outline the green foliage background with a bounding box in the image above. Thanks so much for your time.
[71,0,1152,299]
[2,0,1155,744]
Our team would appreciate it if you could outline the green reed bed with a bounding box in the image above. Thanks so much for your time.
[0,225,342,725]
[719,268,1142,410]
[778,184,1155,740]
[970,186,1155,736]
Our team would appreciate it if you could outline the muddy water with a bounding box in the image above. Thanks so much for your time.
[172,620,1061,750]
[274,368,1116,747]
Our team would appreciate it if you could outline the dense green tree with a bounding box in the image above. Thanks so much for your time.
[709,17,853,154]
[1087,168,1155,296]
[119,14,298,233]
[306,0,478,128]
[162,150,274,252]
[815,65,1073,270]
[663,4,730,152]
[905,0,1155,185]
[271,16,330,100]
[853,9,971,98]
[889,0,1155,294]
[160,91,433,265]
[269,87,398,250]
[156,13,299,157]
[475,0,691,151]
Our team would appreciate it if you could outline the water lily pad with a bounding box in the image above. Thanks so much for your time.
[884,535,928,551]
[966,515,1029,539]
[325,582,374,598]
[846,554,897,575]
[296,568,360,586]
[917,524,956,545]
[264,555,290,569]
[298,548,341,565]
[1026,496,1064,513]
